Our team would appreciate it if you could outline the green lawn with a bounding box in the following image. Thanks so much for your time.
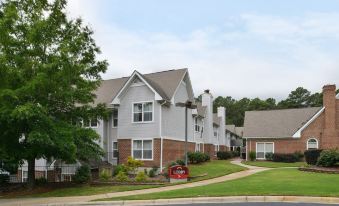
[103,168,339,201]
[9,160,244,198]
[242,161,306,168]
[189,160,246,181]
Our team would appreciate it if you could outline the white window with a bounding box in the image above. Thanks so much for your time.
[133,102,153,122]
[22,171,28,182]
[112,109,118,128]
[307,138,318,150]
[113,141,118,158]
[82,117,98,128]
[195,143,201,152]
[132,139,153,160]
[194,117,200,132]
[256,142,274,159]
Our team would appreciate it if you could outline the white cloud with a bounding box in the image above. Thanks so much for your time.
[66,2,339,99]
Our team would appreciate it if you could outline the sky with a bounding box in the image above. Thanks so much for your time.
[67,0,339,100]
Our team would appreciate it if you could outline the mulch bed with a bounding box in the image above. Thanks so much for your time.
[299,166,339,174]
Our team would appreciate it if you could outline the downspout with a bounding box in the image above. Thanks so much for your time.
[159,101,167,172]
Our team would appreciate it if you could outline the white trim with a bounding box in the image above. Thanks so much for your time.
[82,118,99,129]
[306,138,319,150]
[255,142,274,160]
[292,107,325,138]
[131,138,154,161]
[111,71,162,105]
[336,93,339,99]
[112,141,118,159]
[131,101,154,123]
[244,136,292,139]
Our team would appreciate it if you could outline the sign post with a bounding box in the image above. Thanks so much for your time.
[168,165,189,183]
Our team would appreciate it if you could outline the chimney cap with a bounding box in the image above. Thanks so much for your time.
[204,89,210,94]
[323,84,336,91]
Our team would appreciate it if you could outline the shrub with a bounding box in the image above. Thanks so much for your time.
[187,152,210,164]
[0,174,9,184]
[317,149,339,167]
[293,151,304,162]
[265,152,274,161]
[73,165,91,184]
[272,153,297,163]
[217,151,231,160]
[126,156,143,175]
[249,151,256,161]
[135,171,147,182]
[99,169,111,181]
[113,164,127,176]
[148,168,156,178]
[176,159,185,166]
[115,171,128,182]
[304,149,323,165]
[35,177,47,185]
[231,151,240,157]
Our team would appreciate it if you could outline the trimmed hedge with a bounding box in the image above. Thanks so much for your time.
[272,153,297,163]
[217,151,232,160]
[304,149,323,165]
[187,152,210,164]
[317,149,339,167]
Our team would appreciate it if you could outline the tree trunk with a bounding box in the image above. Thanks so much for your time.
[27,158,35,189]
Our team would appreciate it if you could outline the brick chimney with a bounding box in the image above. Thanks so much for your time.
[322,84,337,148]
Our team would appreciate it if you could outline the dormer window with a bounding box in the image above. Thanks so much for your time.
[133,102,153,122]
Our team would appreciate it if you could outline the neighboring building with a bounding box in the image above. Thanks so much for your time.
[225,125,243,151]
[243,84,339,160]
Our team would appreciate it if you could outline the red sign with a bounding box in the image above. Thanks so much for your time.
[169,165,189,179]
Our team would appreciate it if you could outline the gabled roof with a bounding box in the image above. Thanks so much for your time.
[93,69,188,106]
[195,102,207,117]
[226,125,236,133]
[243,107,322,138]
[235,127,244,137]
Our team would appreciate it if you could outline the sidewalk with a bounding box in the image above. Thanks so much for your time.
[0,159,269,206]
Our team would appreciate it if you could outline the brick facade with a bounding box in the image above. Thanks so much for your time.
[247,85,339,159]
[118,138,198,168]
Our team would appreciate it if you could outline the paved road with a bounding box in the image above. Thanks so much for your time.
[146,203,339,206]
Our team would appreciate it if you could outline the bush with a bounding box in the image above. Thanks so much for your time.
[148,168,156,178]
[265,152,274,161]
[99,169,111,181]
[293,151,304,162]
[217,151,232,160]
[35,177,47,185]
[0,174,9,184]
[231,150,240,157]
[126,156,143,175]
[317,149,339,167]
[135,171,147,182]
[176,159,185,166]
[304,149,323,165]
[113,164,127,176]
[249,151,256,161]
[73,165,91,184]
[115,171,128,182]
[272,153,297,163]
[187,152,210,164]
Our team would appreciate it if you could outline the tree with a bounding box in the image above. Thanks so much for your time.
[0,0,108,188]
[277,87,311,109]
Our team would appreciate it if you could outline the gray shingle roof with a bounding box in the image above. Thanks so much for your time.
[93,69,187,106]
[213,113,220,126]
[196,102,206,117]
[226,125,236,133]
[243,107,322,138]
[235,127,244,137]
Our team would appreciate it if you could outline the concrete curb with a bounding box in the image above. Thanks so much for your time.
[53,196,339,205]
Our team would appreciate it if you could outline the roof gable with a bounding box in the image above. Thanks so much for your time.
[243,107,321,138]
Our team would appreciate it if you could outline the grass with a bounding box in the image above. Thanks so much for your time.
[188,160,246,181]
[5,160,244,198]
[242,161,306,168]
[103,168,339,200]
[28,185,158,198]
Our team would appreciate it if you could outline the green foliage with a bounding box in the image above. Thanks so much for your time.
[317,149,339,167]
[35,177,48,186]
[99,169,111,181]
[0,174,9,184]
[272,153,298,163]
[265,152,274,161]
[73,165,91,184]
[187,152,210,164]
[113,164,127,176]
[148,168,156,178]
[115,171,128,182]
[293,151,304,162]
[211,87,324,126]
[175,159,185,166]
[135,171,147,182]
[216,151,232,160]
[304,149,323,165]
[126,156,143,175]
[0,0,108,186]
[249,151,256,161]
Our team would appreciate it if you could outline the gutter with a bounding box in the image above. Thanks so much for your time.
[159,101,167,172]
